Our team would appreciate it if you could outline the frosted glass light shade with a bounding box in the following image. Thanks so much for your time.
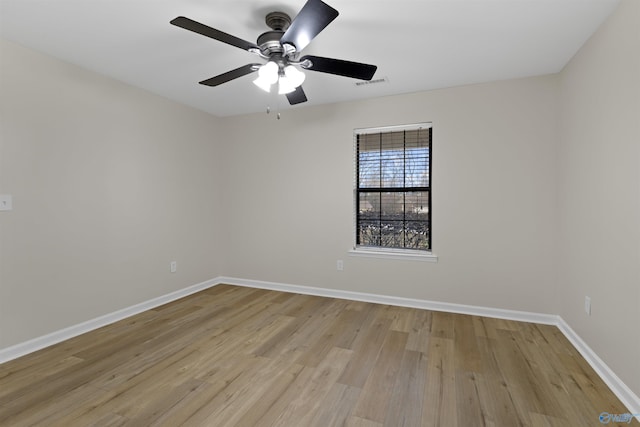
[259,61,279,84]
[253,61,279,92]
[253,77,272,92]
[278,77,296,94]
[284,65,306,87]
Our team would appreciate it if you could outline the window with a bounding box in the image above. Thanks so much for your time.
[354,123,432,253]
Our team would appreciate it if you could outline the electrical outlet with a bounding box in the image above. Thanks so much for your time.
[584,296,591,315]
[0,195,12,211]
[170,261,177,273]
[337,260,344,271]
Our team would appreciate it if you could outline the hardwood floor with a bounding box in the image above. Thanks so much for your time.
[0,285,635,426]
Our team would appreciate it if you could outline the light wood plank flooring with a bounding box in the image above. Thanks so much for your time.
[0,285,635,426]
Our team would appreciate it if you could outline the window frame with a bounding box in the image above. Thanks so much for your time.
[352,123,437,261]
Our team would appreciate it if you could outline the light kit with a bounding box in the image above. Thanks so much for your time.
[170,0,377,106]
[252,61,306,95]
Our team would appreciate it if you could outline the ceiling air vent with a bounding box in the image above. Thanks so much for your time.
[355,77,388,87]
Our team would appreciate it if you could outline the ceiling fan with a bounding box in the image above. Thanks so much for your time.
[170,0,377,106]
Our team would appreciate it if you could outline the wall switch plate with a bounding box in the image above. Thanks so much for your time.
[337,260,344,271]
[584,296,591,315]
[170,261,177,273]
[0,195,12,211]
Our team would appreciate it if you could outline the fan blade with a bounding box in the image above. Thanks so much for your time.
[199,64,261,87]
[280,0,339,52]
[286,86,308,105]
[170,16,259,52]
[301,55,377,80]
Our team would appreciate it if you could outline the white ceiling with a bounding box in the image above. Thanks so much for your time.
[0,0,620,117]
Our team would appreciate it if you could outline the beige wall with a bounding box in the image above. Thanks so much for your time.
[558,0,640,396]
[220,75,560,314]
[0,39,228,348]
[0,0,637,401]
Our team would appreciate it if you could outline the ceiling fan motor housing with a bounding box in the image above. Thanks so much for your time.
[256,30,285,56]
[257,12,292,57]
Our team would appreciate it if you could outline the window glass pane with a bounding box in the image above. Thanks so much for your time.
[359,192,379,215]
[358,224,381,247]
[405,148,429,187]
[356,125,431,251]
[380,150,405,187]
[405,130,430,187]
[405,221,430,250]
[358,150,380,188]
[379,192,404,220]
[380,220,404,249]
[404,191,429,220]
[358,133,380,152]
[358,192,379,246]
[380,133,404,188]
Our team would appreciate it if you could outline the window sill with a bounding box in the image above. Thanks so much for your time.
[348,248,438,262]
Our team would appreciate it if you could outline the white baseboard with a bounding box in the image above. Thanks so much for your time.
[0,278,218,364]
[1,275,638,418]
[217,276,559,325]
[557,318,640,417]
